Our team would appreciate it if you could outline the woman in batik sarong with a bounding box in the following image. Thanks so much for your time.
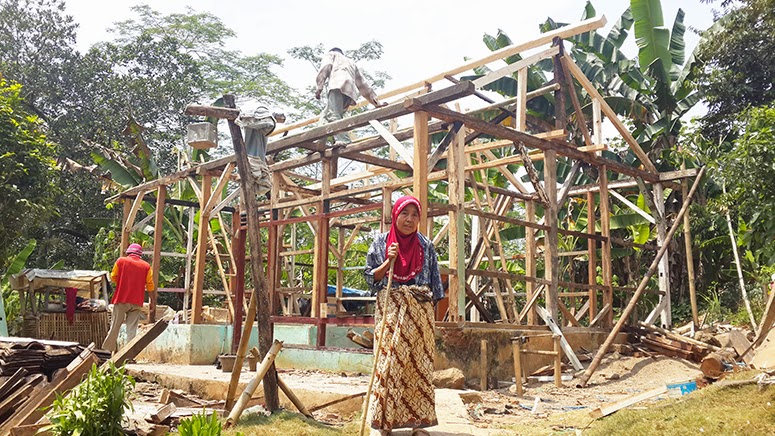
[364,195,444,436]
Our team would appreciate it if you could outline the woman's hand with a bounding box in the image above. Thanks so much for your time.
[386,242,398,261]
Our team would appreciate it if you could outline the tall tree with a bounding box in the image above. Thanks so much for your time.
[0,79,59,268]
[698,0,775,137]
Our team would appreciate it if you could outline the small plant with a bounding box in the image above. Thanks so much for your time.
[178,410,223,436]
[44,362,135,435]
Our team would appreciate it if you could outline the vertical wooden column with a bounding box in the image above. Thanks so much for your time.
[120,199,131,254]
[586,191,598,322]
[231,207,246,354]
[381,187,392,233]
[516,68,527,131]
[654,183,672,328]
[413,111,429,231]
[681,161,699,328]
[191,175,212,324]
[543,150,559,321]
[183,207,195,323]
[313,159,331,330]
[448,127,466,321]
[336,227,345,315]
[150,186,166,323]
[223,94,278,411]
[525,200,537,325]
[599,166,613,327]
[267,210,280,318]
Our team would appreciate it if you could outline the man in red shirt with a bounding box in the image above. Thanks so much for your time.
[101,243,155,353]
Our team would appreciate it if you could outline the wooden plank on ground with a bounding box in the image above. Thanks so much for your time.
[727,330,753,365]
[148,402,177,424]
[589,385,667,419]
[108,318,169,367]
[159,388,203,408]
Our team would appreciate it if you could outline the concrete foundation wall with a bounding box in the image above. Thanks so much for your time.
[134,323,623,381]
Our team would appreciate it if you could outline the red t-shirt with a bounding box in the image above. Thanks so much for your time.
[111,255,153,306]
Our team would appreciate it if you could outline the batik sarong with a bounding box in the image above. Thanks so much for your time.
[369,285,438,430]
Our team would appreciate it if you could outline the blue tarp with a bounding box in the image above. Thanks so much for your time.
[327,285,370,297]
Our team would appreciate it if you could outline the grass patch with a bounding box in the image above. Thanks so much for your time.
[586,371,775,436]
[223,410,360,436]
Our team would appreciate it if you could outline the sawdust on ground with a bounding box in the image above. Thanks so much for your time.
[466,354,702,433]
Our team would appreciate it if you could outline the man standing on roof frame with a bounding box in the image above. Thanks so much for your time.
[315,47,387,146]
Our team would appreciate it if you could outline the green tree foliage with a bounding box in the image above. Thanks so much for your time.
[698,0,775,137]
[0,79,59,267]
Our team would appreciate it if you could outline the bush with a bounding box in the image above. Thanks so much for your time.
[178,410,223,436]
[44,362,135,435]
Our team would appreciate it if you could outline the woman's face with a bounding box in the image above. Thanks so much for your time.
[396,204,420,235]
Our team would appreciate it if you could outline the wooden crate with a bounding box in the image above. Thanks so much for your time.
[22,311,109,346]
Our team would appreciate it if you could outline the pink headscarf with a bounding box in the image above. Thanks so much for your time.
[386,196,423,282]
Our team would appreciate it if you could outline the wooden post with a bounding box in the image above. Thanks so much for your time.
[413,111,429,231]
[231,208,246,354]
[511,338,523,397]
[183,207,194,323]
[267,210,280,317]
[336,227,345,315]
[553,334,562,388]
[313,158,332,325]
[525,200,537,325]
[599,166,613,327]
[121,198,131,253]
[223,94,279,411]
[480,339,488,391]
[724,185,758,330]
[681,158,699,328]
[448,127,466,321]
[516,68,527,131]
[192,175,212,324]
[544,149,559,321]
[587,191,598,322]
[150,186,165,323]
[654,183,672,328]
[577,167,705,388]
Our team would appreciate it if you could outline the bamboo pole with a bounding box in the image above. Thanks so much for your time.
[681,156,700,328]
[248,347,313,419]
[225,285,258,411]
[723,184,758,330]
[226,340,284,427]
[577,167,705,388]
[359,259,395,436]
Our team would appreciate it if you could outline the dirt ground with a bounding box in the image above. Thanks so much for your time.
[464,353,702,433]
[127,353,703,434]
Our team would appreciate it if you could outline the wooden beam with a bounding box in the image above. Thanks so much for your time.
[600,167,613,328]
[560,54,657,173]
[191,174,211,324]
[589,386,668,419]
[109,318,169,366]
[587,191,598,322]
[223,94,279,411]
[525,200,537,325]
[465,144,605,172]
[448,128,466,321]
[473,46,559,89]
[368,120,414,168]
[413,104,660,182]
[150,186,165,323]
[610,189,656,224]
[413,111,430,231]
[184,104,240,120]
[536,306,583,370]
[203,162,235,215]
[267,82,475,155]
[544,148,559,320]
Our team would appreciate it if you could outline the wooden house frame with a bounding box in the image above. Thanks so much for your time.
[107,15,701,350]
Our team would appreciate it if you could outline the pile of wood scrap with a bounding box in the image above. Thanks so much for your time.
[630,322,719,364]
[0,318,169,434]
[0,338,110,380]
